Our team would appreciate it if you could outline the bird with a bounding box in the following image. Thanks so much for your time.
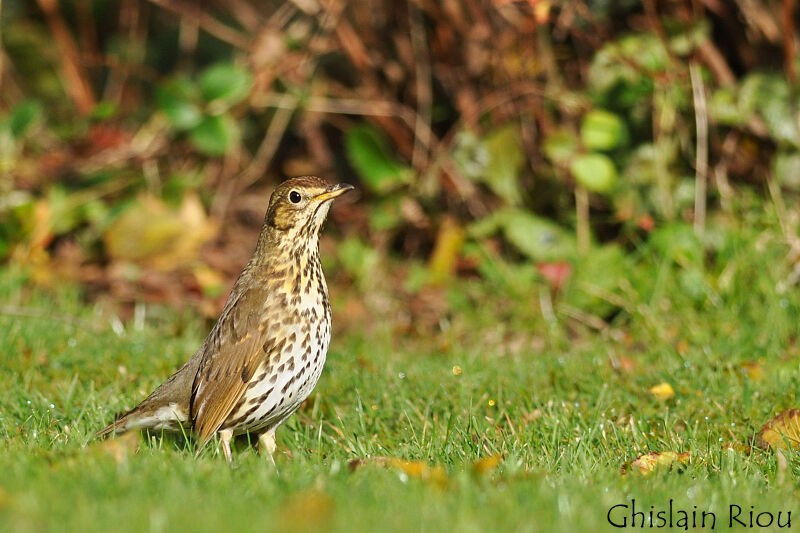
[97,176,354,464]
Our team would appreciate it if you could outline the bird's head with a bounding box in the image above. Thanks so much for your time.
[264,176,354,237]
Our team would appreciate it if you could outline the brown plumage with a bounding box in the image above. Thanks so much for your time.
[97,176,354,463]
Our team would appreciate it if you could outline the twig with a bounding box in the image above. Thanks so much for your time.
[145,0,250,49]
[239,104,295,188]
[0,305,103,332]
[177,13,199,72]
[212,97,295,218]
[103,0,146,106]
[36,0,96,114]
[784,0,797,85]
[408,2,433,172]
[712,132,738,211]
[0,0,4,97]
[690,62,708,239]
[696,39,736,86]
[75,0,100,66]
[653,87,675,220]
[574,184,590,255]
[557,303,608,331]
[251,92,438,150]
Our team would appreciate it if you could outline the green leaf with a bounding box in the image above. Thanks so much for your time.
[368,198,402,231]
[198,63,252,106]
[345,124,412,194]
[157,79,202,130]
[91,101,118,120]
[570,153,617,193]
[47,186,83,236]
[451,130,487,180]
[580,109,626,151]
[754,75,800,147]
[648,222,703,267]
[337,236,380,289]
[10,101,42,138]
[468,208,577,261]
[189,114,239,156]
[566,244,629,316]
[543,129,578,165]
[452,125,525,204]
[709,87,743,126]
[502,210,577,261]
[483,125,525,204]
[773,151,800,190]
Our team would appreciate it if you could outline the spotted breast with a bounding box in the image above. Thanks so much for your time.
[222,245,331,436]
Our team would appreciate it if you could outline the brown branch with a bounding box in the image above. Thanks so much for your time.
[690,62,708,239]
[408,2,433,171]
[145,0,251,49]
[0,0,4,100]
[251,92,439,151]
[784,0,797,85]
[213,98,296,218]
[36,0,96,114]
[696,39,736,86]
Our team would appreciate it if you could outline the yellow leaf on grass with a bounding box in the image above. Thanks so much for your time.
[722,442,751,455]
[740,361,764,381]
[649,382,675,399]
[93,431,140,464]
[624,451,690,475]
[349,457,448,488]
[758,409,800,450]
[387,458,448,486]
[278,489,333,533]
[472,454,504,475]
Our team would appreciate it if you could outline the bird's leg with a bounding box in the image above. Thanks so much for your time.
[258,429,278,469]
[219,429,234,464]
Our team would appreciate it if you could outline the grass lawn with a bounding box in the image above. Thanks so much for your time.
[1,209,800,532]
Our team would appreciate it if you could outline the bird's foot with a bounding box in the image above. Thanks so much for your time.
[258,430,279,474]
[220,429,234,466]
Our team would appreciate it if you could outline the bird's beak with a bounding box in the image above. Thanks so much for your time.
[313,183,355,203]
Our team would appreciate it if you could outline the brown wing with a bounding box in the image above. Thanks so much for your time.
[191,284,272,447]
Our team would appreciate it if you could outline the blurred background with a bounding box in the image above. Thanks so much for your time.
[1,0,799,336]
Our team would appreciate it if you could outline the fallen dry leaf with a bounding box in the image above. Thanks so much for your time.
[649,382,675,399]
[739,361,764,381]
[471,454,504,475]
[722,442,752,455]
[93,431,140,464]
[348,457,448,488]
[609,356,636,373]
[428,217,465,285]
[278,489,334,533]
[192,264,226,298]
[758,409,800,450]
[624,451,691,475]
[104,193,217,270]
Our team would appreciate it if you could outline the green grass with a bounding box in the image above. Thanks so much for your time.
[2,212,800,532]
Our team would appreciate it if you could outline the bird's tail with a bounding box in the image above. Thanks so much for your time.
[95,357,200,439]
[95,409,135,438]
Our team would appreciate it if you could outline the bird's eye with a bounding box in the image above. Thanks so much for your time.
[289,191,302,204]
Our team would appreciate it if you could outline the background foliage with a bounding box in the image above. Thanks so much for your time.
[2,0,799,321]
[3,1,800,531]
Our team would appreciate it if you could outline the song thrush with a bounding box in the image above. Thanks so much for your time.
[97,176,354,464]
